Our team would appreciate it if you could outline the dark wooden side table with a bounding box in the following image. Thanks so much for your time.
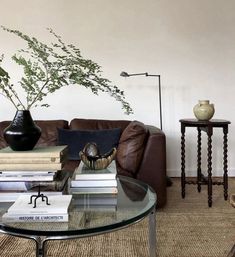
[180,119,231,207]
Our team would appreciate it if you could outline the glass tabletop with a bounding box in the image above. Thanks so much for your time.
[0,176,156,237]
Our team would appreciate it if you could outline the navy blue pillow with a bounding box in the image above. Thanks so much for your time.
[57,128,121,160]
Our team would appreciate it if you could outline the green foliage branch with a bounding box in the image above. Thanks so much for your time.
[0,26,133,114]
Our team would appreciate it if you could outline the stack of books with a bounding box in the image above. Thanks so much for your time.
[69,161,118,194]
[2,195,72,222]
[73,194,118,212]
[0,145,69,202]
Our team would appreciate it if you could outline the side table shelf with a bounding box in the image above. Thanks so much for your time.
[180,119,231,207]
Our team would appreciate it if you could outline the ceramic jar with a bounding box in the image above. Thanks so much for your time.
[193,100,215,121]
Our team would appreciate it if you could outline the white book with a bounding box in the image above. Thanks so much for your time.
[73,194,117,206]
[69,187,118,195]
[0,182,28,191]
[0,162,64,171]
[0,174,55,182]
[7,195,72,214]
[77,205,117,212]
[74,161,117,180]
[2,213,68,222]
[71,179,117,188]
[0,190,65,202]
[0,171,57,175]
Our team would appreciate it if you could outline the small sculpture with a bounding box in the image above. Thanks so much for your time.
[29,184,50,208]
[79,142,117,170]
[84,142,100,157]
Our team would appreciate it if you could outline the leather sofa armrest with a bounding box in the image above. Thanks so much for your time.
[137,125,166,208]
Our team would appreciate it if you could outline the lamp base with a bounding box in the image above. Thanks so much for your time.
[166,176,173,187]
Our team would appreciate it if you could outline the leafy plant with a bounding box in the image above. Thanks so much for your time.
[0,26,133,114]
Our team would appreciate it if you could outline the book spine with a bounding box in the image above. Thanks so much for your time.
[2,213,68,222]
[0,163,64,171]
[0,181,28,191]
[0,190,65,202]
[69,187,118,194]
[77,206,117,212]
[0,175,55,182]
[0,171,57,175]
[0,145,68,158]
[0,157,61,164]
[74,198,118,205]
[75,174,116,180]
[71,180,117,188]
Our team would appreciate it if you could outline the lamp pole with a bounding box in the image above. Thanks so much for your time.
[120,71,162,130]
[120,71,172,186]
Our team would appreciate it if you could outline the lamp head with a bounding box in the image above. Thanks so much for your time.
[120,71,129,77]
[120,71,149,77]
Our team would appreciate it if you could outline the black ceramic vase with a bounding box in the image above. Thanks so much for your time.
[3,110,41,151]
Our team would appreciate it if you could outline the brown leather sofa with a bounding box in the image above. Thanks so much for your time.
[0,118,167,208]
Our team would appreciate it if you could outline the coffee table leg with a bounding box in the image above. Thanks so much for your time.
[148,207,156,257]
[34,236,47,257]
[0,230,47,257]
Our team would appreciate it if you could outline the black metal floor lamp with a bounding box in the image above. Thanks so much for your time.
[120,71,162,130]
[120,71,172,186]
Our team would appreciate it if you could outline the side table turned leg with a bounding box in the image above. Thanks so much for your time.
[223,126,229,201]
[207,134,213,207]
[197,128,202,192]
[181,126,186,198]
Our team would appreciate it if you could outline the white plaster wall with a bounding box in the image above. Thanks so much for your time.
[0,0,235,176]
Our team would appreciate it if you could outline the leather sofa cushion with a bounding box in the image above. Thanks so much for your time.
[70,118,130,132]
[0,121,11,149]
[35,120,69,147]
[116,120,148,176]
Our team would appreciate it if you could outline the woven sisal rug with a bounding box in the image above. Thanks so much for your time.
[0,178,234,257]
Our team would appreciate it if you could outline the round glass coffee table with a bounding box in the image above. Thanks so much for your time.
[0,176,157,257]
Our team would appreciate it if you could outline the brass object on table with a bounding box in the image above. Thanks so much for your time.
[79,142,117,170]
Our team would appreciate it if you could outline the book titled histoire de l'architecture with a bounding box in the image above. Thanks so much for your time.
[2,195,72,222]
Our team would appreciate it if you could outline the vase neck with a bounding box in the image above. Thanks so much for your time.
[12,110,34,127]
[199,100,209,105]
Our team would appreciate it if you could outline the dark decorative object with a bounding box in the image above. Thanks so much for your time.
[29,184,50,208]
[80,142,117,170]
[3,110,41,151]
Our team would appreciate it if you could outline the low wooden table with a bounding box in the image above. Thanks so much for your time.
[180,119,231,207]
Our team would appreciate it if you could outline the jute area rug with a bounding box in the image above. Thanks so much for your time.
[0,178,234,257]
